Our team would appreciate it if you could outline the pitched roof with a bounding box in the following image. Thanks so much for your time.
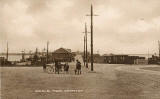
[53,48,71,54]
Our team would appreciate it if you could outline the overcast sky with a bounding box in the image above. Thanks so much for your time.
[0,0,160,54]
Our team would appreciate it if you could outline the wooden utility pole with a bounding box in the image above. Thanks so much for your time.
[84,36,86,66]
[90,4,93,71]
[6,42,8,61]
[47,41,49,64]
[86,4,98,71]
[83,23,89,68]
[85,23,88,68]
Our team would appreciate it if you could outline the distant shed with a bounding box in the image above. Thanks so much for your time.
[52,48,73,62]
[103,54,128,64]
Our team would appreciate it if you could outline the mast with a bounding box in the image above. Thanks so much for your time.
[47,41,49,64]
[6,42,8,61]
[158,40,160,59]
[21,49,25,62]
[148,48,149,59]
[84,35,86,66]
[35,48,38,63]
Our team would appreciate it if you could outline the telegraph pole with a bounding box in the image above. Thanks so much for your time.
[47,41,49,64]
[85,23,88,68]
[84,36,86,66]
[83,23,89,68]
[90,4,93,71]
[86,4,98,71]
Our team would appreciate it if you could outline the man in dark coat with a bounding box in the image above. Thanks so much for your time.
[64,62,69,74]
[55,60,60,74]
[76,60,81,75]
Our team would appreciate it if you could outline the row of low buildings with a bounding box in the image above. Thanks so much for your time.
[102,54,148,64]
[82,53,148,65]
[92,54,160,65]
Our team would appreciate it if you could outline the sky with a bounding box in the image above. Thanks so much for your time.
[0,0,160,55]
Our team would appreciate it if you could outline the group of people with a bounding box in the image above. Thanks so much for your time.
[43,59,82,75]
[55,61,69,74]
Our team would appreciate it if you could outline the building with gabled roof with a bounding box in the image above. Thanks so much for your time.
[52,48,73,62]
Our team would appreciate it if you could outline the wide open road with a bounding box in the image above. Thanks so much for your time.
[1,61,160,99]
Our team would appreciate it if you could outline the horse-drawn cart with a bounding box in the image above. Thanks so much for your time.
[46,63,55,73]
[46,62,65,74]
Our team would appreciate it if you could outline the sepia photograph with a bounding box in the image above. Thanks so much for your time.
[0,0,160,99]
